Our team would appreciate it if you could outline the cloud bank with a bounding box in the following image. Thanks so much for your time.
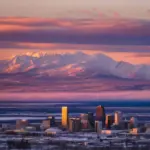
[0,17,150,46]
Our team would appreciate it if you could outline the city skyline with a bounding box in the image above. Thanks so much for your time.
[1,103,150,149]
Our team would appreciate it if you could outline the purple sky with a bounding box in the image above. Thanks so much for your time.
[0,0,150,100]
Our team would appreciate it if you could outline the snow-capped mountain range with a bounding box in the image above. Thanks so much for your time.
[0,52,150,80]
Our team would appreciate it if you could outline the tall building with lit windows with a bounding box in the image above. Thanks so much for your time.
[80,113,88,129]
[114,111,122,125]
[96,105,106,127]
[69,118,81,132]
[61,106,69,128]
[105,114,114,129]
[95,121,102,133]
[87,112,95,129]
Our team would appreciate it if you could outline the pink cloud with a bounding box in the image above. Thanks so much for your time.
[0,16,149,36]
[0,91,150,101]
[113,11,120,18]
[99,12,105,17]
[0,17,74,32]
[147,9,150,14]
[0,17,150,47]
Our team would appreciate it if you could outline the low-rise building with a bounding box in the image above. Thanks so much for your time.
[16,119,28,129]
[45,127,62,135]
[130,128,140,135]
[24,126,36,132]
[41,120,51,130]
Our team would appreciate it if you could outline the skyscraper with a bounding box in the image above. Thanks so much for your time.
[114,111,122,125]
[47,116,55,126]
[96,105,105,127]
[105,114,114,129]
[61,106,69,128]
[87,112,95,129]
[69,118,81,132]
[80,113,95,130]
[130,117,138,128]
[95,121,102,134]
[80,113,88,129]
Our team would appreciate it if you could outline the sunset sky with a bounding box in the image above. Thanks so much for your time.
[0,0,150,64]
[0,0,150,100]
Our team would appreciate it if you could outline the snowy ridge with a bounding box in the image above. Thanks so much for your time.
[0,52,150,80]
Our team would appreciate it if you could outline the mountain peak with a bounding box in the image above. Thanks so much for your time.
[26,51,47,58]
[0,51,150,80]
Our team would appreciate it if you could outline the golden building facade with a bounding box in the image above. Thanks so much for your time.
[61,106,68,128]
